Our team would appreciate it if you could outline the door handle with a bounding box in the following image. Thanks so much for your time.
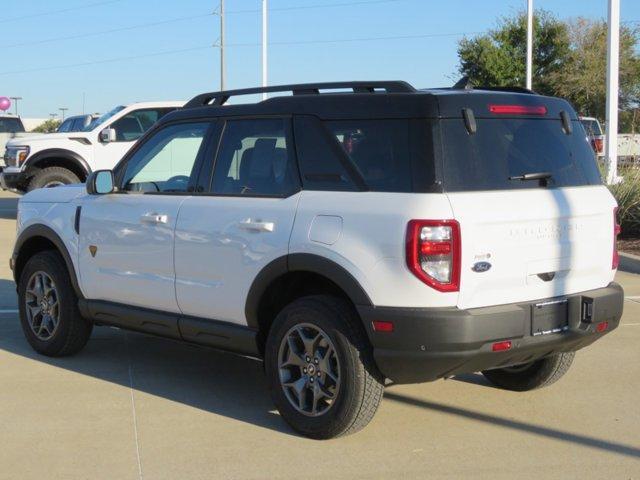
[238,219,275,232]
[140,213,169,224]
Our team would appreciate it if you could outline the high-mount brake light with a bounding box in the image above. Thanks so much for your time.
[406,220,460,292]
[613,207,621,269]
[488,104,547,115]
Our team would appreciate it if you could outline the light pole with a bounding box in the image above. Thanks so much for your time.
[220,0,226,91]
[49,113,58,120]
[262,0,268,100]
[59,108,68,121]
[526,0,533,90]
[605,0,620,184]
[10,96,22,116]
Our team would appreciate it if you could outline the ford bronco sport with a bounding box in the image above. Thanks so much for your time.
[11,81,624,439]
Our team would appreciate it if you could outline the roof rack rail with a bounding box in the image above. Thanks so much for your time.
[450,76,537,95]
[475,86,537,95]
[184,81,416,108]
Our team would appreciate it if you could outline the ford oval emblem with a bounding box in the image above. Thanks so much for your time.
[472,261,492,273]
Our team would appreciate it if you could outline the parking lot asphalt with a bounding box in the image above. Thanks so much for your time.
[0,190,638,480]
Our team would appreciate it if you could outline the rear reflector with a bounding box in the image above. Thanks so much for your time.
[596,321,609,333]
[492,340,512,352]
[489,104,547,115]
[613,207,621,270]
[372,320,394,333]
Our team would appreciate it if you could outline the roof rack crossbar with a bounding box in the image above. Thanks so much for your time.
[184,81,416,108]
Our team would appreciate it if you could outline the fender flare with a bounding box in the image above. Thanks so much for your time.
[13,224,84,299]
[24,149,91,176]
[244,253,372,329]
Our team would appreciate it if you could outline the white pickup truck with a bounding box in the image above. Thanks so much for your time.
[0,115,40,166]
[1,101,183,192]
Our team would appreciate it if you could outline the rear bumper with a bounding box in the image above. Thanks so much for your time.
[358,283,624,384]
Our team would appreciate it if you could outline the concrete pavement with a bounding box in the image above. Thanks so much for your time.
[0,190,638,479]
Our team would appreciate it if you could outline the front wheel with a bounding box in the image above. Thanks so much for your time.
[482,352,575,391]
[18,250,92,356]
[265,295,384,439]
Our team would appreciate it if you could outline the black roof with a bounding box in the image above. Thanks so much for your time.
[161,81,577,125]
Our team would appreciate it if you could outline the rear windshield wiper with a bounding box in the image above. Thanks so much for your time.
[509,172,553,182]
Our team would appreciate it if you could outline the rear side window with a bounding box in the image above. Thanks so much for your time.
[325,120,414,192]
[301,119,436,193]
[211,118,299,196]
[112,108,176,142]
[441,119,602,191]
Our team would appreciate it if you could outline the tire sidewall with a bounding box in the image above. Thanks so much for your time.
[28,168,79,191]
[265,298,367,438]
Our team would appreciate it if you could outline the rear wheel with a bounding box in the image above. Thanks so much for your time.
[482,352,575,391]
[265,295,384,439]
[18,250,92,356]
[27,167,80,191]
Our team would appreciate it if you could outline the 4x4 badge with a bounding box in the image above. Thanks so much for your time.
[472,261,491,273]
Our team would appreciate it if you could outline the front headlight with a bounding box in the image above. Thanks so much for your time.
[4,146,30,167]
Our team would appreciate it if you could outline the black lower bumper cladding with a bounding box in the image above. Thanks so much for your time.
[359,283,624,384]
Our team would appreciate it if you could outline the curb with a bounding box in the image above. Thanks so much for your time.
[619,252,640,275]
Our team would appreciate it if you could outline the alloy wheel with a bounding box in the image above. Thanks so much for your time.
[278,323,341,417]
[24,271,60,341]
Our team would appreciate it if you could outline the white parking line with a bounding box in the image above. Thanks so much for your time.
[0,309,18,313]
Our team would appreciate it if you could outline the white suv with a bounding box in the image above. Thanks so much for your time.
[10,82,624,439]
[2,101,182,192]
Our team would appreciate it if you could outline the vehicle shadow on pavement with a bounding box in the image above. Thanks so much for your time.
[384,391,640,459]
[0,196,18,220]
[0,315,295,437]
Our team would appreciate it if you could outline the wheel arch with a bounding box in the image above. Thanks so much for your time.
[13,224,84,299]
[245,253,373,351]
[24,149,91,181]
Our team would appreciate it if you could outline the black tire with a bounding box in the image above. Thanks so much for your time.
[482,352,575,391]
[27,167,80,191]
[18,250,92,356]
[265,295,384,439]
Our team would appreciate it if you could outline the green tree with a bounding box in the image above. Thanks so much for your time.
[551,19,640,127]
[457,10,570,96]
[32,119,61,133]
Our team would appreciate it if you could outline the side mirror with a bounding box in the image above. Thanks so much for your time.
[86,170,115,195]
[99,127,117,143]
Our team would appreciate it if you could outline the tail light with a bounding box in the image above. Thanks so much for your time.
[613,207,621,269]
[406,220,460,292]
[593,138,604,154]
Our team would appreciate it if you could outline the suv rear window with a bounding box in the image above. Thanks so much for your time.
[440,118,602,191]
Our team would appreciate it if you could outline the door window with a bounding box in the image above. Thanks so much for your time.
[211,118,299,196]
[111,108,176,142]
[121,122,209,193]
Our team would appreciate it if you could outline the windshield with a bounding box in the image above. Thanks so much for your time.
[82,106,126,131]
[440,118,602,191]
[0,117,25,133]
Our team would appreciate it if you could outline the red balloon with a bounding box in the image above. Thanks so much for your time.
[0,97,11,111]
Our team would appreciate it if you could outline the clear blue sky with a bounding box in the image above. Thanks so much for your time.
[1,0,639,118]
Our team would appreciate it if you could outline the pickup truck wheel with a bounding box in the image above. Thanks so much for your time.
[265,295,384,439]
[482,352,575,391]
[18,250,92,356]
[27,167,80,191]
